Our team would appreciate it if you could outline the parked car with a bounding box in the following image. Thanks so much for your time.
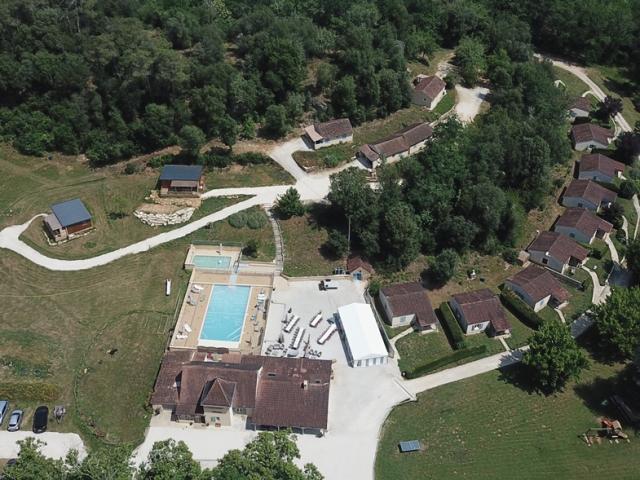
[0,400,8,426]
[32,406,48,433]
[7,410,24,432]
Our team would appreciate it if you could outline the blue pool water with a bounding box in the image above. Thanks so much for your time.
[192,255,232,269]
[200,285,251,342]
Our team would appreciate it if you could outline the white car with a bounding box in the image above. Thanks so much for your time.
[7,410,24,432]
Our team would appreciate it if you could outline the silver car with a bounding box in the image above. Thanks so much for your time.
[7,410,23,432]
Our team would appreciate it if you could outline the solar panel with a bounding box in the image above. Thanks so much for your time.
[398,440,421,453]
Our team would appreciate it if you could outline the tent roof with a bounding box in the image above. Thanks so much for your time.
[337,303,388,361]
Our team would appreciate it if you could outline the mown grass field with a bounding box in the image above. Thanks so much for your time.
[553,66,591,99]
[587,65,640,127]
[204,162,294,189]
[376,359,640,480]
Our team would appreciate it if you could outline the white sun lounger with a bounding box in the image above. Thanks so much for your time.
[318,324,337,345]
[284,315,300,333]
[175,334,188,340]
[183,324,192,333]
[309,312,323,328]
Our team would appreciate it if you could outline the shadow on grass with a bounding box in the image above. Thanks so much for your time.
[497,363,538,395]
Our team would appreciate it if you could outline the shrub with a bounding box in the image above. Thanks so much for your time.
[438,302,467,350]
[502,248,518,265]
[123,162,137,175]
[601,203,624,229]
[619,180,638,199]
[274,188,305,219]
[500,288,544,329]
[589,245,603,260]
[246,210,268,229]
[235,152,270,165]
[368,278,381,297]
[404,346,487,378]
[228,212,247,228]
[243,239,259,258]
[324,229,349,258]
[322,153,341,168]
[147,155,173,169]
[427,249,459,285]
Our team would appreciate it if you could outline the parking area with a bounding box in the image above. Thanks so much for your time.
[0,432,86,461]
[262,277,368,365]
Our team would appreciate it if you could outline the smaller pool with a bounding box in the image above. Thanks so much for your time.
[192,255,232,270]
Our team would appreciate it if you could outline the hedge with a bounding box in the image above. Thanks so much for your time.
[0,381,60,402]
[404,345,488,379]
[438,302,466,350]
[500,289,544,329]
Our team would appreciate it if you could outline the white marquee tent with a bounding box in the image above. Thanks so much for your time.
[337,303,389,367]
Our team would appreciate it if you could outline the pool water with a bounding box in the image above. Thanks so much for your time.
[200,285,251,343]
[192,255,232,269]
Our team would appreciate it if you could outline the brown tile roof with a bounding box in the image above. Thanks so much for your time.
[313,118,353,140]
[362,122,433,162]
[151,353,332,430]
[571,123,613,145]
[381,282,438,326]
[347,255,374,274]
[579,153,625,179]
[569,97,592,112]
[564,179,617,206]
[555,207,613,237]
[506,265,570,304]
[414,75,446,101]
[451,288,510,332]
[527,231,589,264]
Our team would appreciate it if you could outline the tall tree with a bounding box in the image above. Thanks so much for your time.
[522,321,588,393]
[593,287,640,359]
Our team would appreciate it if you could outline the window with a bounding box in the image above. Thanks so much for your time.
[570,233,575,238]
[542,258,548,265]
[578,203,583,208]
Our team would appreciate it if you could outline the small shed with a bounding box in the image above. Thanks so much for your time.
[44,199,93,242]
[158,165,205,197]
[399,440,421,453]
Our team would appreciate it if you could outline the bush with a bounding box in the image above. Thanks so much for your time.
[246,210,268,229]
[243,239,259,258]
[601,203,625,229]
[502,248,518,264]
[123,162,138,175]
[404,346,487,378]
[500,288,544,329]
[322,153,341,168]
[274,187,305,219]
[619,180,638,199]
[234,152,271,165]
[147,155,173,169]
[427,249,459,285]
[324,229,349,258]
[438,302,467,350]
[228,212,247,228]
[368,278,381,297]
[589,244,603,260]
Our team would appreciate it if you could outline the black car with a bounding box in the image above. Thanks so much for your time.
[32,406,48,434]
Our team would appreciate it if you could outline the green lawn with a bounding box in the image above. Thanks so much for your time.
[585,249,613,286]
[587,65,640,128]
[504,310,535,349]
[616,196,638,240]
[0,243,190,449]
[203,162,294,189]
[383,323,409,339]
[552,66,591,98]
[396,332,454,373]
[538,306,562,324]
[562,269,595,321]
[280,212,344,277]
[376,359,639,480]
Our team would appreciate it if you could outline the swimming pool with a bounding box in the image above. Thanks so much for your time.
[199,285,251,347]
[192,255,232,270]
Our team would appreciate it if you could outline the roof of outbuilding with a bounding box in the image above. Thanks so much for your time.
[51,199,91,228]
[414,75,446,101]
[347,255,375,274]
[451,288,510,331]
[571,123,613,145]
[506,265,570,303]
[564,179,617,206]
[579,153,625,178]
[555,207,613,237]
[381,282,438,326]
[159,164,204,181]
[527,231,589,263]
[363,122,433,161]
[569,97,592,112]
[313,118,353,139]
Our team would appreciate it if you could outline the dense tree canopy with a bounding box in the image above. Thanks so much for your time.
[2,0,637,164]
[593,287,640,360]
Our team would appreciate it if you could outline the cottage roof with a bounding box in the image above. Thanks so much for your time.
[200,378,236,408]
[579,153,625,179]
[569,97,592,112]
[381,282,438,326]
[451,288,510,331]
[396,122,434,147]
[159,165,204,182]
[571,123,613,145]
[528,231,589,264]
[564,179,617,206]
[51,199,91,228]
[313,118,353,140]
[555,207,613,237]
[347,255,374,274]
[506,265,570,303]
[414,75,446,101]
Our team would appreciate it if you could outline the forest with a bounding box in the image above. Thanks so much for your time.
[0,0,639,165]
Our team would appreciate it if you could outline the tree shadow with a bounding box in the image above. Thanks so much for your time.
[575,328,620,366]
[306,203,344,232]
[496,363,539,395]
[603,76,637,99]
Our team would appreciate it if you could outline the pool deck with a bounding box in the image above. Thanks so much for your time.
[170,269,273,354]
[184,244,242,271]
